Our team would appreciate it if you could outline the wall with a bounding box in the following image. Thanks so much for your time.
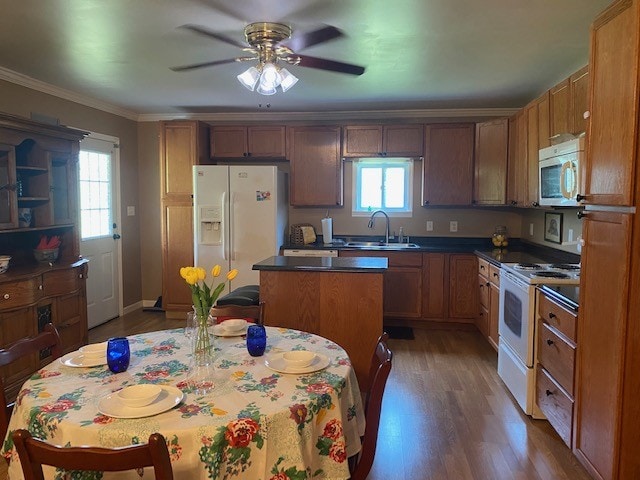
[519,208,583,255]
[0,80,142,308]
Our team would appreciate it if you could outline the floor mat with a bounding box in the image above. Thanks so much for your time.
[385,326,414,340]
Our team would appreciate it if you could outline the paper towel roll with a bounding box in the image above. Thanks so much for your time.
[321,218,333,244]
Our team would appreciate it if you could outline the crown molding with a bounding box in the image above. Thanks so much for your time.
[1,66,519,123]
[0,67,139,121]
[137,108,519,123]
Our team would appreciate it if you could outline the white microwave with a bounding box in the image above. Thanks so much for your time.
[538,138,583,207]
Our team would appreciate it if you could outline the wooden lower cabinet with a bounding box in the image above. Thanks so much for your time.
[0,261,88,404]
[340,251,478,325]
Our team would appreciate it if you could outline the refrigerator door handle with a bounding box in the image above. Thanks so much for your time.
[230,192,236,261]
[221,192,227,261]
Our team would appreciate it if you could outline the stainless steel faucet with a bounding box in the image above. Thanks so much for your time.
[368,210,390,243]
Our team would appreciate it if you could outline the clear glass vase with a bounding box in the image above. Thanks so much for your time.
[188,312,216,395]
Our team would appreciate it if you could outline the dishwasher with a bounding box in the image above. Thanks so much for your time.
[282,249,338,257]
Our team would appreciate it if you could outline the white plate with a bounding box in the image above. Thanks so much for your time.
[264,352,330,374]
[59,351,106,368]
[212,322,249,337]
[98,386,184,419]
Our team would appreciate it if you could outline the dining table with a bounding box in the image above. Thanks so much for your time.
[1,326,365,479]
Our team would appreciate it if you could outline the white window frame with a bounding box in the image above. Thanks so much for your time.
[352,158,413,217]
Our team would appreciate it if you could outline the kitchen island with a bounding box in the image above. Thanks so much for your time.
[253,255,387,389]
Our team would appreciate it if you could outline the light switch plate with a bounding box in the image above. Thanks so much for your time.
[127,206,135,216]
[426,221,433,231]
[449,221,458,232]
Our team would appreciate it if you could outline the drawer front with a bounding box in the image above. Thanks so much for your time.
[536,365,573,447]
[0,278,41,310]
[478,257,489,277]
[537,322,575,395]
[488,264,501,287]
[478,274,489,308]
[42,268,81,297]
[538,293,577,342]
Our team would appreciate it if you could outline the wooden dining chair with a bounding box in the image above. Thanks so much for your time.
[210,301,265,325]
[349,332,393,480]
[1,323,62,445]
[12,429,174,480]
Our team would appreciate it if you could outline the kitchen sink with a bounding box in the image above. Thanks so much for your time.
[344,241,420,249]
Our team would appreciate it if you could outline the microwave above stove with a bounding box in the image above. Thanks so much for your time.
[538,137,584,207]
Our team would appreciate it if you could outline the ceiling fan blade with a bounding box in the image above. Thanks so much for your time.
[296,55,365,76]
[179,24,247,49]
[282,25,344,52]
[170,58,238,72]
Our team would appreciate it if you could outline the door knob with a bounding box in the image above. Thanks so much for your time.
[113,233,121,240]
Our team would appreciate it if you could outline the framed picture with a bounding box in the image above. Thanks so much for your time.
[544,212,563,244]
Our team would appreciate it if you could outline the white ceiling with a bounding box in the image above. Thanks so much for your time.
[0,0,611,118]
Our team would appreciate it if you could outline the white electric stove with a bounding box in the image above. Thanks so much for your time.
[497,261,580,418]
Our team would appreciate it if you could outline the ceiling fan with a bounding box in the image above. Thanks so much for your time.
[170,22,365,94]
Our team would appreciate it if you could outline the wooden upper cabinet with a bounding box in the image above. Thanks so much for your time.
[473,118,509,205]
[422,124,474,206]
[288,126,342,206]
[342,124,423,158]
[550,65,590,138]
[584,0,639,207]
[524,92,550,207]
[210,125,286,159]
[160,121,209,198]
[507,113,527,207]
[570,65,589,135]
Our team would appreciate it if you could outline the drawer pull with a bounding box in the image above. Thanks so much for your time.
[548,312,556,319]
[486,282,490,287]
[546,339,554,346]
[3,293,9,300]
[38,285,43,290]
[480,265,485,270]
[545,389,553,396]
[493,272,499,278]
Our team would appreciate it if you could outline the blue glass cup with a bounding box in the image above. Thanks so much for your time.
[107,337,130,373]
[246,324,266,357]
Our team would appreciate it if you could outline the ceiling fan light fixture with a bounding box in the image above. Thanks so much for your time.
[279,68,298,92]
[237,66,260,91]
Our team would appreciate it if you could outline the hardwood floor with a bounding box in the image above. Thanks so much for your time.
[2,310,591,480]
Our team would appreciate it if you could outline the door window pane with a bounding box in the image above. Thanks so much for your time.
[79,150,112,239]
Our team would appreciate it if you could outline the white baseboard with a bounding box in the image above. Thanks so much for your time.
[123,301,144,315]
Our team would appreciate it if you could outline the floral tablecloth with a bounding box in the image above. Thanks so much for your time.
[2,327,365,479]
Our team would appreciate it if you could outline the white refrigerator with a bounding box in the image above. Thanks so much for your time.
[193,165,288,291]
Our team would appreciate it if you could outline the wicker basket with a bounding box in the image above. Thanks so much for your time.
[290,223,315,245]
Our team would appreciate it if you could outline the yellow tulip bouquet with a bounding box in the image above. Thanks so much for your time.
[180,265,238,364]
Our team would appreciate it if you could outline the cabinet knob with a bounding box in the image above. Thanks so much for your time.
[38,285,43,290]
[79,274,84,279]
[3,293,9,300]
[576,194,586,202]
[424,200,430,205]
[548,312,556,319]
[510,200,518,206]
[486,282,490,287]
[577,211,586,219]
[243,152,248,157]
[531,201,539,207]
[480,265,485,270]
[545,389,553,396]
[546,339,554,346]
[583,111,590,119]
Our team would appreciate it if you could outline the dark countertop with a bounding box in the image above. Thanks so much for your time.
[539,285,580,311]
[252,255,388,273]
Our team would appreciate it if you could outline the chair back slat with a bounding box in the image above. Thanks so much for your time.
[351,332,393,480]
[1,324,62,444]
[210,301,265,325]
[13,430,173,480]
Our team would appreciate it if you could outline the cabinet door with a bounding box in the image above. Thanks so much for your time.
[550,78,571,139]
[422,253,446,319]
[575,210,631,480]
[525,94,550,207]
[584,1,639,206]
[448,254,478,320]
[342,126,382,157]
[384,267,422,318]
[51,292,87,353]
[210,126,247,158]
[48,152,76,225]
[383,125,424,157]
[162,203,194,313]
[0,143,18,229]
[422,124,474,206]
[161,121,208,198]
[473,119,508,205]
[288,126,342,206]
[507,112,528,207]
[570,65,589,135]
[247,126,286,158]
[0,306,37,403]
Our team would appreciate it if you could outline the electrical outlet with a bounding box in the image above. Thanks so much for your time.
[449,221,458,232]
[426,221,433,232]
[529,223,534,236]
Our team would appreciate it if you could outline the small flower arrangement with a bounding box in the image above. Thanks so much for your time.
[180,265,238,318]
